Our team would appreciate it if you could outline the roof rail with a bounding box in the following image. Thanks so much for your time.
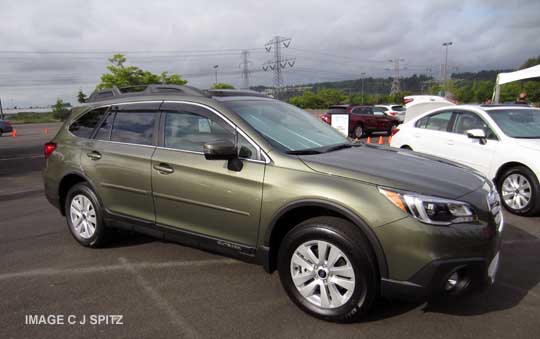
[86,84,208,103]
[205,89,269,98]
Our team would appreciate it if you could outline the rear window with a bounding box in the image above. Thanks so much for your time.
[392,105,404,112]
[110,112,156,145]
[69,107,108,138]
[328,107,347,114]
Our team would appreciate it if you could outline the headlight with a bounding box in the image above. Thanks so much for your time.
[379,187,477,225]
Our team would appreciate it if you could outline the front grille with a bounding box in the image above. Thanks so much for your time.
[487,190,503,232]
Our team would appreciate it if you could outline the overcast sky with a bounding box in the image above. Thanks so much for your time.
[0,0,539,107]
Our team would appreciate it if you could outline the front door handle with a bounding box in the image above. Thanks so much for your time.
[86,151,102,160]
[153,163,174,174]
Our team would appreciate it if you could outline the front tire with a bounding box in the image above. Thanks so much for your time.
[498,166,540,216]
[65,183,109,247]
[278,217,378,323]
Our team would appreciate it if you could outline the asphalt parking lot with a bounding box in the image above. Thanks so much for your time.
[1,123,539,338]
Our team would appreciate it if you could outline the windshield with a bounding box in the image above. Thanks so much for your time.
[223,100,349,152]
[487,109,540,138]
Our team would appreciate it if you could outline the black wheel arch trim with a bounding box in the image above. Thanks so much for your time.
[262,199,388,278]
[57,170,103,215]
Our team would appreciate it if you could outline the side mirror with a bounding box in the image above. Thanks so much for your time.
[203,140,243,171]
[203,140,237,160]
[466,129,487,145]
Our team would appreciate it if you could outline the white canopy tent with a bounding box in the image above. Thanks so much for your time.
[493,65,540,103]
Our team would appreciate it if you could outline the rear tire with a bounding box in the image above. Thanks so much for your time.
[353,125,364,138]
[278,216,378,323]
[65,182,109,247]
[387,123,397,136]
[400,145,413,151]
[498,166,540,216]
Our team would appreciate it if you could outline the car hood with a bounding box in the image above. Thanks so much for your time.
[300,145,487,199]
[514,138,540,152]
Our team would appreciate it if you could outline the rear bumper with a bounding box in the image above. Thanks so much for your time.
[380,255,499,301]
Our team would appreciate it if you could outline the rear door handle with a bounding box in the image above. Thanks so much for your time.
[153,163,174,174]
[86,151,102,160]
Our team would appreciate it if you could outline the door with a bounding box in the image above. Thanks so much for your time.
[151,102,265,246]
[81,102,159,222]
[410,110,455,155]
[446,110,498,175]
[373,107,391,130]
[351,107,376,132]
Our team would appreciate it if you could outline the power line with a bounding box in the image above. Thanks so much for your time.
[262,36,295,98]
[0,48,265,55]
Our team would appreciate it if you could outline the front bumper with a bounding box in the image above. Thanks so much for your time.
[380,253,500,301]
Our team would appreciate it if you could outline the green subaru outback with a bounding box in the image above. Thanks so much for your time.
[43,85,502,322]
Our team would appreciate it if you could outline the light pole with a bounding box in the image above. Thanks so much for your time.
[213,65,219,85]
[442,42,453,96]
[360,72,366,104]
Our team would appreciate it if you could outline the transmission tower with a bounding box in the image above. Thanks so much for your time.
[239,50,252,89]
[386,58,406,95]
[262,36,295,98]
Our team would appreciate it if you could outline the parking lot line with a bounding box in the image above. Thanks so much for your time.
[119,257,200,339]
[0,258,239,281]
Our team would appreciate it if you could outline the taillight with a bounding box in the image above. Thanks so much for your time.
[4,120,12,126]
[389,111,397,116]
[44,142,57,159]
[320,114,331,124]
[391,128,400,136]
[403,98,413,105]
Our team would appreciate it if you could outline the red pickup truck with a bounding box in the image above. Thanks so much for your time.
[320,105,400,138]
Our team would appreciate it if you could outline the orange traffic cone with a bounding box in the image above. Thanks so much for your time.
[378,136,383,144]
[388,136,392,144]
[366,136,371,144]
[44,128,49,136]
[12,129,16,137]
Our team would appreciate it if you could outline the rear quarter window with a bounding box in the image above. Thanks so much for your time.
[69,107,108,138]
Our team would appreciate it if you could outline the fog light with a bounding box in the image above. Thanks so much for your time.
[445,272,459,291]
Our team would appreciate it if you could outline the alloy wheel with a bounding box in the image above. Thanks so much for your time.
[290,240,355,309]
[502,173,532,210]
[70,194,97,239]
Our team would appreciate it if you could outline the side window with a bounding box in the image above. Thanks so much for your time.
[69,107,108,138]
[110,112,156,145]
[163,110,259,160]
[453,112,497,140]
[351,107,362,114]
[420,111,453,131]
[94,112,114,141]
[373,107,385,116]
[164,111,235,153]
[415,116,429,128]
[238,134,258,160]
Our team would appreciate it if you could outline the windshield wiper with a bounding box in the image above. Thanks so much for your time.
[286,149,322,155]
[322,143,353,153]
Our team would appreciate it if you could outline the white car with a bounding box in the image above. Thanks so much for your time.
[390,104,540,216]
[375,104,406,122]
